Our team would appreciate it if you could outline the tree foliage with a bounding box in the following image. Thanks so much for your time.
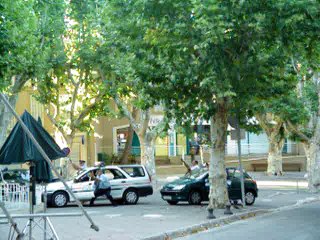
[33,0,112,144]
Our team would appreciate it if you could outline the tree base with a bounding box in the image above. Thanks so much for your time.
[207,209,216,219]
[224,203,233,215]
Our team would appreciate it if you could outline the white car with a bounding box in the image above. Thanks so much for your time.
[45,165,153,207]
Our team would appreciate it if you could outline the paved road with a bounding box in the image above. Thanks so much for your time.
[179,202,320,240]
[0,179,315,240]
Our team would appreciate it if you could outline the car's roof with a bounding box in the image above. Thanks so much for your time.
[117,164,144,167]
[85,164,144,171]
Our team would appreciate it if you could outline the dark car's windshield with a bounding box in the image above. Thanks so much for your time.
[184,169,208,179]
[227,169,251,179]
[183,168,251,180]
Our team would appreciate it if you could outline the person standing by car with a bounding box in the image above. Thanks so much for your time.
[190,160,200,172]
[69,159,87,174]
[89,169,117,207]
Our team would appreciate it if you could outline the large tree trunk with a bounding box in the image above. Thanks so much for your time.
[303,141,320,192]
[303,72,320,192]
[267,131,285,175]
[139,132,156,178]
[303,122,320,192]
[120,126,134,164]
[208,101,229,210]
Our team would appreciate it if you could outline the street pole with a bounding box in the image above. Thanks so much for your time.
[236,107,246,206]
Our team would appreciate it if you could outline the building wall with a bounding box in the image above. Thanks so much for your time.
[13,91,306,168]
[14,90,94,166]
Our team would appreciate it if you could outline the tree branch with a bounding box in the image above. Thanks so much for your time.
[286,120,310,142]
[113,95,140,131]
[11,75,28,94]
[139,109,150,136]
[73,88,107,128]
[70,82,80,129]
[45,106,68,141]
[291,56,299,74]
[150,118,167,138]
[255,114,272,136]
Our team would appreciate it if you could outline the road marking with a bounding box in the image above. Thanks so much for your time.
[257,181,308,187]
[266,191,295,199]
[268,192,282,198]
[104,214,122,218]
[261,199,272,202]
[87,211,99,214]
[143,214,163,218]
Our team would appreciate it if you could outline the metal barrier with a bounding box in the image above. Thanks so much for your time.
[0,183,29,210]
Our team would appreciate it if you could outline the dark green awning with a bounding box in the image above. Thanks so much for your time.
[0,111,66,182]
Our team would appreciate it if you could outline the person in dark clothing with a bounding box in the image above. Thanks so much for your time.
[89,169,117,207]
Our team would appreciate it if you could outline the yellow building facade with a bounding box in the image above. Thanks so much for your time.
[14,90,187,167]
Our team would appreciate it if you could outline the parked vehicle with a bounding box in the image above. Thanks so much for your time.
[0,168,29,184]
[160,167,258,205]
[45,165,153,207]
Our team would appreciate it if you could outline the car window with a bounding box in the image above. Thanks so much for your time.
[105,169,126,180]
[73,169,87,180]
[226,168,235,178]
[78,172,90,182]
[120,167,145,178]
[184,169,208,179]
[230,169,250,179]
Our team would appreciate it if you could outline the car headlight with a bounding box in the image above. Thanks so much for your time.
[172,185,186,190]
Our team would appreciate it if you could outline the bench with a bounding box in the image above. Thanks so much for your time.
[251,163,302,172]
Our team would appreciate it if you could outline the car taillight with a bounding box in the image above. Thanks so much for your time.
[146,168,152,183]
[149,174,152,183]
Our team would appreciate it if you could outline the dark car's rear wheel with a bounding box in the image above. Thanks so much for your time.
[52,191,68,207]
[188,191,202,205]
[167,200,178,205]
[245,191,256,205]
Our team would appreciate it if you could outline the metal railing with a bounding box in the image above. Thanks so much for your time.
[0,183,44,210]
[0,183,29,210]
[98,143,298,158]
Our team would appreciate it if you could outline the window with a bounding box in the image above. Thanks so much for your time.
[30,97,44,123]
[78,174,89,182]
[104,169,126,180]
[120,167,145,178]
[227,169,250,179]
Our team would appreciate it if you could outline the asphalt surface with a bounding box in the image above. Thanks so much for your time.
[0,178,317,240]
[178,201,320,240]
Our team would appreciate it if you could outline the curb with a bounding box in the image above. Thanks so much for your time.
[142,194,320,240]
[142,209,270,240]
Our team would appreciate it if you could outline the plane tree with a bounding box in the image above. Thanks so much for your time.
[143,0,306,211]
[0,0,64,145]
[34,0,112,147]
[96,0,171,176]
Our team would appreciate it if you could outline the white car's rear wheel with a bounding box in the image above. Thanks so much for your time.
[123,189,139,205]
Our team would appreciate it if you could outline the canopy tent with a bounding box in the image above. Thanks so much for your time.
[0,95,98,240]
[0,111,66,183]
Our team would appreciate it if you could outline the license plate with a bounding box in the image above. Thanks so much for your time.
[163,195,172,200]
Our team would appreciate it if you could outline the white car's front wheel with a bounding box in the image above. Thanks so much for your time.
[52,191,68,207]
